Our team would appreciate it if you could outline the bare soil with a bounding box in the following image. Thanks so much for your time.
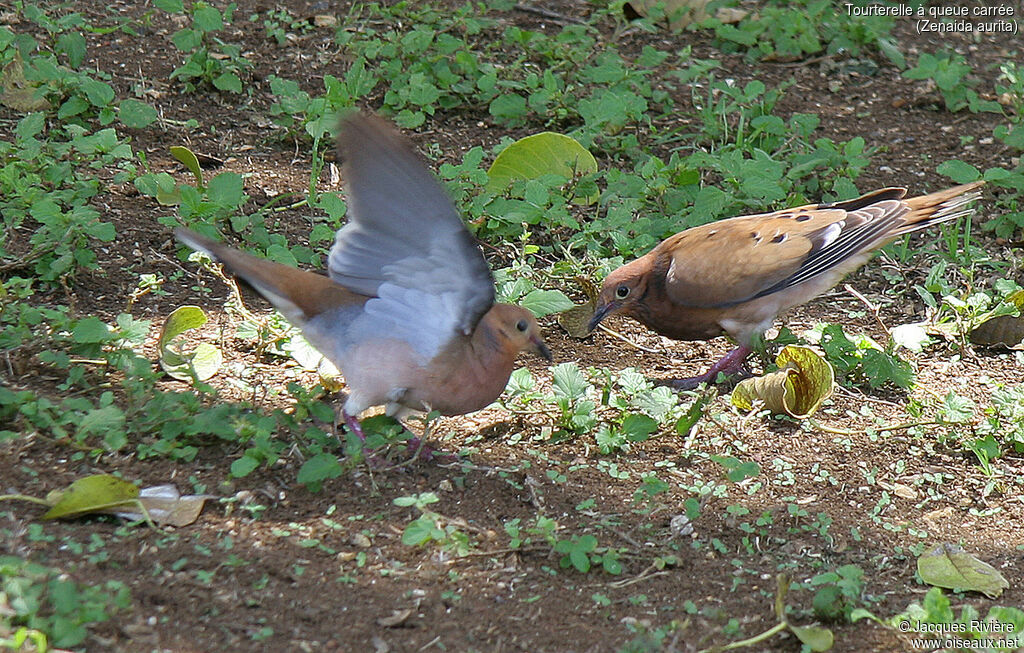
[2,2,1023,652]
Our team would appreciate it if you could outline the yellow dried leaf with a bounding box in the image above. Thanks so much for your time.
[731,345,834,418]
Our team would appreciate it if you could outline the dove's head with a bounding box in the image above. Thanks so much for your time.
[590,258,652,331]
[482,304,552,362]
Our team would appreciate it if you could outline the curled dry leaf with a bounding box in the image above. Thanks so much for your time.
[1,52,51,112]
[715,7,749,24]
[376,607,415,628]
[41,475,210,527]
[968,290,1024,348]
[158,305,223,382]
[731,345,834,418]
[556,277,599,338]
[111,485,212,527]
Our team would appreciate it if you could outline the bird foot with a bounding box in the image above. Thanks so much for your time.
[400,437,458,463]
[661,346,754,391]
[339,412,456,467]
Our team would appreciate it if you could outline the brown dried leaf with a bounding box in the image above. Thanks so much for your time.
[556,277,599,338]
[624,0,711,30]
[1,52,51,112]
[376,607,415,628]
[109,485,211,527]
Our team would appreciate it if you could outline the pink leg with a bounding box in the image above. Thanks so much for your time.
[342,410,455,465]
[342,411,366,442]
[667,346,753,390]
[401,436,457,462]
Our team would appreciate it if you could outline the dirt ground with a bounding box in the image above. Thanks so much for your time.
[2,1,1023,652]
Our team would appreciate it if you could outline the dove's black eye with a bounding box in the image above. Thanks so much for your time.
[515,319,529,332]
[615,285,630,299]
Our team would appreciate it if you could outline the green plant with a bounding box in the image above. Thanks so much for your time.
[266,65,376,143]
[818,324,914,389]
[252,7,313,47]
[0,114,129,282]
[394,493,473,555]
[855,587,1024,653]
[0,556,131,649]
[159,0,250,93]
[996,61,1024,120]
[807,565,866,622]
[701,0,903,66]
[902,51,1001,113]
[553,534,623,574]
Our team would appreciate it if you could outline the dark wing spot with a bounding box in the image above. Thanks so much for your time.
[771,233,787,243]
[795,214,812,222]
[751,232,760,240]
[775,213,793,219]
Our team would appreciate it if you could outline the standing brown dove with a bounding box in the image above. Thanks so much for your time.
[589,182,984,388]
[176,112,551,458]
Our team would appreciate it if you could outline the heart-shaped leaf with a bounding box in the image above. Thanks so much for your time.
[487,132,598,203]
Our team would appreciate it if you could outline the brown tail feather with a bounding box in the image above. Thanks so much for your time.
[174,227,364,321]
[895,181,984,235]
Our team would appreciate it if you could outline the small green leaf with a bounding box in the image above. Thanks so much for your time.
[917,543,1009,598]
[72,316,111,343]
[213,72,242,93]
[170,146,204,188]
[402,515,438,546]
[789,624,834,652]
[936,159,981,184]
[487,132,598,203]
[675,391,711,437]
[621,414,658,442]
[154,0,184,13]
[551,363,589,400]
[192,4,224,32]
[230,455,260,478]
[520,289,574,318]
[861,349,913,389]
[206,172,245,209]
[42,475,139,520]
[296,453,343,487]
[119,98,158,128]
